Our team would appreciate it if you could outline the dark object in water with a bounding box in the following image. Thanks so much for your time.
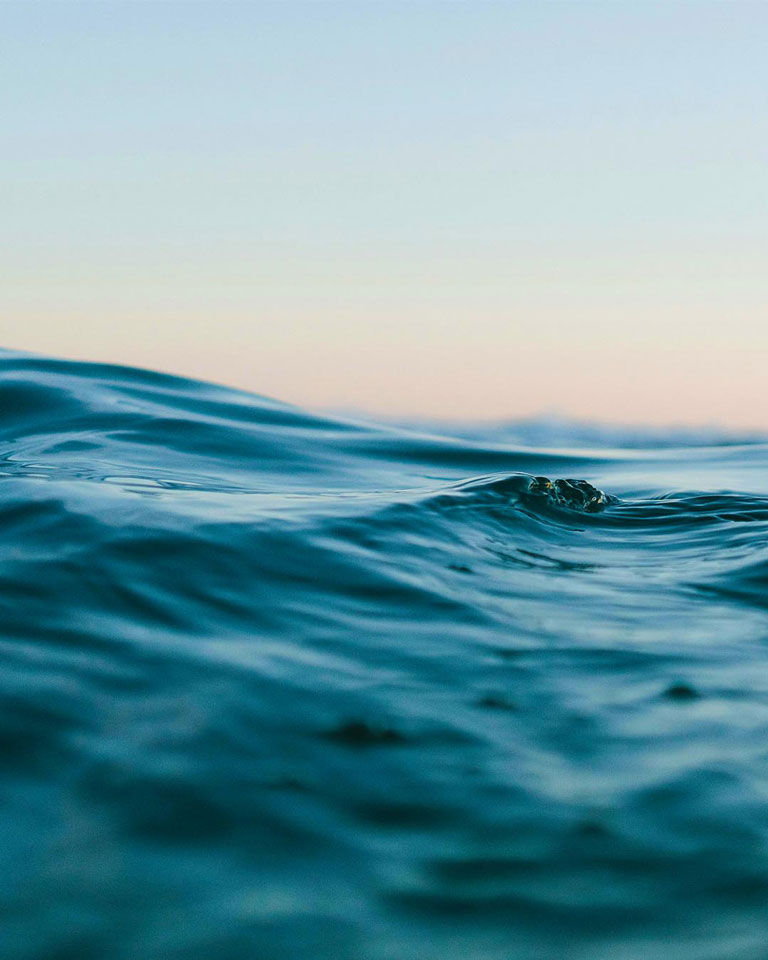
[664,681,700,701]
[529,476,615,512]
[324,720,407,747]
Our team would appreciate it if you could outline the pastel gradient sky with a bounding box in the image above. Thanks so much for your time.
[3,1,767,425]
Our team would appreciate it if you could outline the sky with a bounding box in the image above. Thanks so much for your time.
[2,1,767,426]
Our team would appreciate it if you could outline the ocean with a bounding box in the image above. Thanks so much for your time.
[2,349,768,959]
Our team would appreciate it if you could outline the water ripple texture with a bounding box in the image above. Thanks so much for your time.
[3,349,768,960]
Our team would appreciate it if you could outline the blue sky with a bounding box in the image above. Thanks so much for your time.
[3,1,767,424]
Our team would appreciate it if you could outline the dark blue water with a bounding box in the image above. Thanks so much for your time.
[4,349,768,960]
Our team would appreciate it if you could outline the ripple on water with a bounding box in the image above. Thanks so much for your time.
[3,350,768,959]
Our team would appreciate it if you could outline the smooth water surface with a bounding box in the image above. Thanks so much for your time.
[3,349,768,960]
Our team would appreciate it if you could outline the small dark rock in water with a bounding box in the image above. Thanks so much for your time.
[324,721,406,746]
[495,647,525,660]
[476,694,517,711]
[573,819,611,840]
[529,476,614,513]
[664,682,699,701]
[449,563,473,574]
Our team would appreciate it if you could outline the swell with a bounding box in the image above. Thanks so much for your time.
[5,348,768,609]
[0,351,611,493]
[4,349,768,960]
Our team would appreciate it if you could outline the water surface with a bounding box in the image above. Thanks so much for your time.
[2,350,768,960]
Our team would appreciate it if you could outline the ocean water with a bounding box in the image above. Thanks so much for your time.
[3,349,768,960]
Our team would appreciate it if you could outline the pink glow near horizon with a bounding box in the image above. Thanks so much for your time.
[3,2,768,428]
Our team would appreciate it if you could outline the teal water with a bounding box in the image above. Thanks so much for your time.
[3,349,768,960]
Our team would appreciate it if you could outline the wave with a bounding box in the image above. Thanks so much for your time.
[3,349,768,959]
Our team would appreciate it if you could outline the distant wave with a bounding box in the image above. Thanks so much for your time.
[3,349,768,959]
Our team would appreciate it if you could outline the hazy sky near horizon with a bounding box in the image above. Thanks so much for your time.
[3,1,767,426]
